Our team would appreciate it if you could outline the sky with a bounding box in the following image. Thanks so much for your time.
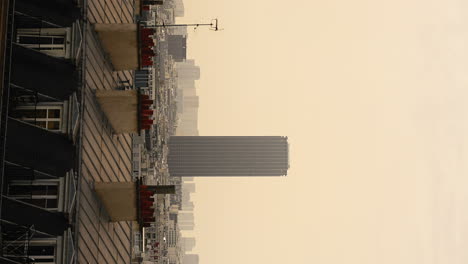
[177,1,468,263]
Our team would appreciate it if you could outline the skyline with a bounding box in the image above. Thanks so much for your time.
[178,0,468,264]
[4,0,468,263]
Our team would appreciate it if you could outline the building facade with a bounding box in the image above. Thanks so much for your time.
[0,0,82,263]
[167,136,290,177]
[166,35,186,62]
[1,0,136,263]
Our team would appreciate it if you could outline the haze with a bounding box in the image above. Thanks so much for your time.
[177,1,468,263]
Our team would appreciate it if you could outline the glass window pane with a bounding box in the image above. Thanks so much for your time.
[32,121,47,128]
[9,180,60,210]
[28,256,56,262]
[46,199,58,209]
[53,37,65,44]
[38,46,64,51]
[47,185,58,195]
[38,121,47,128]
[37,109,47,118]
[28,245,55,256]
[37,36,55,45]
[17,109,47,118]
[19,36,43,44]
[47,121,60,130]
[47,109,61,118]
[19,35,61,45]
[9,184,59,196]
[21,198,47,208]
[31,185,48,195]
[9,185,32,195]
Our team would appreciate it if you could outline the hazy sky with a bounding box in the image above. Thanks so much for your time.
[177,1,468,263]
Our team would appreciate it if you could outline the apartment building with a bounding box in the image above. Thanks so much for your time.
[1,0,139,263]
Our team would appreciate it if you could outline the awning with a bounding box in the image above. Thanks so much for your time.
[94,182,137,221]
[94,183,175,222]
[94,23,139,70]
[95,90,138,133]
[94,23,156,70]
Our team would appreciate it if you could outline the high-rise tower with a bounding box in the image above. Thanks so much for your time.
[168,136,289,176]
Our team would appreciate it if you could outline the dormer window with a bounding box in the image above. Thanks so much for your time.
[16,27,71,58]
[7,179,61,211]
[15,104,64,132]
[5,165,76,213]
[3,235,66,264]
[11,92,80,141]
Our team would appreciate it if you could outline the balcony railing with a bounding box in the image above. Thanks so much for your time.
[1,220,36,264]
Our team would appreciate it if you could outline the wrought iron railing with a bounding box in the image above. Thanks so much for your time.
[1,221,35,264]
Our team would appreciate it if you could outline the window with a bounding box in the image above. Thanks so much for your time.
[15,105,63,132]
[28,243,56,263]
[16,27,71,58]
[4,237,62,264]
[7,178,64,212]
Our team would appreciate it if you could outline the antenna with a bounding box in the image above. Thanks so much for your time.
[148,19,222,31]
[210,19,219,31]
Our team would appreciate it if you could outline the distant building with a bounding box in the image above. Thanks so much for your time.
[173,0,185,17]
[183,237,196,252]
[178,212,194,222]
[177,60,200,80]
[167,227,179,247]
[171,25,187,36]
[181,201,194,211]
[167,35,186,62]
[183,254,199,264]
[179,224,195,231]
[177,109,199,136]
[183,182,196,193]
[184,96,199,108]
[168,136,290,177]
[175,60,200,136]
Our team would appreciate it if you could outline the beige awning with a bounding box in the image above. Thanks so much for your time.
[94,23,139,70]
[95,90,138,133]
[94,182,137,221]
